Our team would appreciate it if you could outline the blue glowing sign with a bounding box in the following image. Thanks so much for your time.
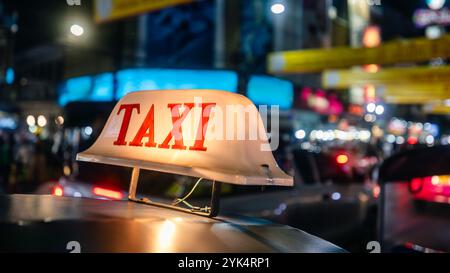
[58,76,92,106]
[5,67,14,85]
[58,69,239,106]
[91,73,114,101]
[58,73,114,106]
[246,75,293,110]
[115,68,238,99]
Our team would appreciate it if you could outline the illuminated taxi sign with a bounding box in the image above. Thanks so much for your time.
[77,90,292,186]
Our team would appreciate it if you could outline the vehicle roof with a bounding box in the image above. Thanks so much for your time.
[379,145,450,183]
[0,194,345,253]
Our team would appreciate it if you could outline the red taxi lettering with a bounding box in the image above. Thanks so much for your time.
[113,104,140,146]
[189,103,216,151]
[129,105,156,147]
[158,103,194,150]
[113,102,215,151]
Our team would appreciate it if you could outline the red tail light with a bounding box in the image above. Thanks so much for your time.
[407,136,418,145]
[52,185,64,197]
[93,187,123,200]
[409,177,423,193]
[336,154,349,164]
[410,175,450,204]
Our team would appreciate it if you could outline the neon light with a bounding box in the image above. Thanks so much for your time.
[91,73,114,101]
[116,69,238,99]
[247,75,293,110]
[5,67,14,85]
[58,76,92,106]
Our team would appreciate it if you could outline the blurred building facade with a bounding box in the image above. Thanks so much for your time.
[0,0,448,143]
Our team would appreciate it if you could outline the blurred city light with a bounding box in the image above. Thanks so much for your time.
[364,114,376,123]
[364,64,380,73]
[5,67,14,84]
[92,187,123,200]
[37,115,47,127]
[366,103,376,113]
[84,126,93,136]
[362,26,381,48]
[247,75,293,109]
[70,24,84,36]
[55,116,64,126]
[28,125,37,134]
[425,25,443,39]
[375,105,385,115]
[396,136,405,145]
[407,136,418,145]
[52,185,64,197]
[271,3,285,14]
[10,24,18,33]
[331,192,341,200]
[386,134,396,144]
[427,0,446,10]
[26,115,36,127]
[328,6,337,19]
[115,69,238,100]
[295,129,306,140]
[336,154,349,165]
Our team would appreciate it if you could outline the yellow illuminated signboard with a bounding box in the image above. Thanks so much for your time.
[424,103,450,115]
[95,0,194,23]
[384,96,448,105]
[268,35,450,73]
[322,66,450,89]
[380,83,449,104]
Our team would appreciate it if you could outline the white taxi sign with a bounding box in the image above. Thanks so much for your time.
[76,90,293,186]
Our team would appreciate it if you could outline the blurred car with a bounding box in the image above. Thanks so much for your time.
[409,175,450,205]
[0,194,345,253]
[218,146,379,252]
[378,145,450,252]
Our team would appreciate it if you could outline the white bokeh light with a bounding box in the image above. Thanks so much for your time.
[271,3,286,14]
[375,105,385,115]
[70,24,84,36]
[427,0,446,10]
[295,129,306,139]
[26,115,35,127]
[37,115,47,127]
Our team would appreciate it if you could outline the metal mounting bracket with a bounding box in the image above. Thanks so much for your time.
[127,167,221,217]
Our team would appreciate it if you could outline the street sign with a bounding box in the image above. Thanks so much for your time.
[322,66,450,89]
[268,35,450,73]
[95,0,194,23]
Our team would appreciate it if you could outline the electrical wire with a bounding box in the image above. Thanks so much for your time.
[171,177,204,207]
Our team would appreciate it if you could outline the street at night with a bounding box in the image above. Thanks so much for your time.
[0,0,449,266]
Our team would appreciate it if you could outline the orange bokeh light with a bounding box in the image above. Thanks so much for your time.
[93,187,123,200]
[52,185,64,197]
[336,154,349,164]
